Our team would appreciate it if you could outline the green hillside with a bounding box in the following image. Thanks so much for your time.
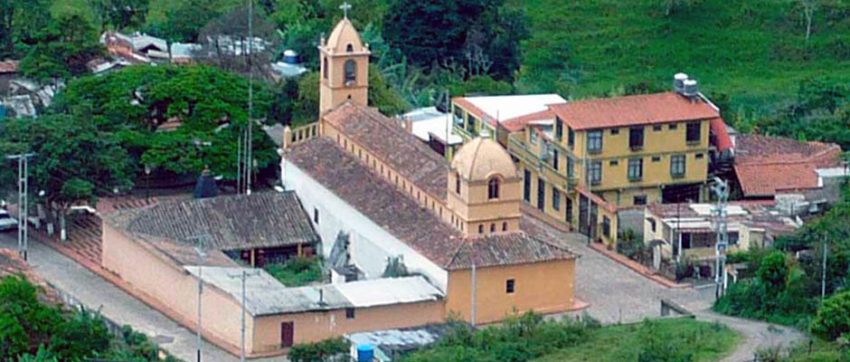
[514,0,850,114]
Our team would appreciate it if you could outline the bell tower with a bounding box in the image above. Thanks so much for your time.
[318,9,370,116]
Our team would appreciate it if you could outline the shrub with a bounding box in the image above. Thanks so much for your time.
[811,291,850,341]
[288,337,349,362]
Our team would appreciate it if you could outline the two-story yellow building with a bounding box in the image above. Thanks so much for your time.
[505,87,725,245]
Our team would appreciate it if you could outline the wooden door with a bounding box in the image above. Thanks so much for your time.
[281,321,294,347]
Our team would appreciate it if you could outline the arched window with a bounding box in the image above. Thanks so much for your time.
[323,57,328,79]
[344,60,357,83]
[502,222,508,231]
[488,178,500,199]
[478,225,484,234]
[455,173,461,194]
[490,224,495,232]
[346,43,354,52]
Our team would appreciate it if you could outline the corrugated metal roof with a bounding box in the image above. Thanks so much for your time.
[184,266,444,316]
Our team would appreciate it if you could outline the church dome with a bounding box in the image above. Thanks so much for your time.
[451,138,518,181]
[325,18,367,54]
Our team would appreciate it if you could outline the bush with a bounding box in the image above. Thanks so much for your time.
[288,337,349,362]
[264,257,323,287]
[811,291,850,341]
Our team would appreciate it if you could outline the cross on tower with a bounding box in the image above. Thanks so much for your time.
[340,1,352,19]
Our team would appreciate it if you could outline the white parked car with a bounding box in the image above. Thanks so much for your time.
[0,209,19,231]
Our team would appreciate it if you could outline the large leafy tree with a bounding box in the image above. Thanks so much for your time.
[0,114,134,235]
[18,12,103,82]
[154,0,222,43]
[0,0,51,59]
[51,64,276,179]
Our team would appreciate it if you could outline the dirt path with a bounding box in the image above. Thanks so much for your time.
[692,310,807,362]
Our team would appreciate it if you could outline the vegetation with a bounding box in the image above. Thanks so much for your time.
[288,337,349,362]
[263,257,323,287]
[811,291,850,341]
[402,313,737,362]
[0,275,176,361]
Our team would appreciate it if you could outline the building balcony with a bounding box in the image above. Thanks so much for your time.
[508,136,578,190]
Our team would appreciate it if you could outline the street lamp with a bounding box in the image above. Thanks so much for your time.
[187,235,209,362]
[228,269,261,362]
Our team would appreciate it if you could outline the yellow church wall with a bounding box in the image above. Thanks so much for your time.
[445,259,576,325]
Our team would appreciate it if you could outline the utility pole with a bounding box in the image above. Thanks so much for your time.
[245,0,254,196]
[187,234,209,362]
[821,236,828,302]
[7,153,35,262]
[711,177,729,300]
[228,269,261,362]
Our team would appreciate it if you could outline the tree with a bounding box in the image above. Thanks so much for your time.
[0,0,51,59]
[0,114,134,239]
[0,276,64,358]
[757,251,789,293]
[156,0,221,43]
[798,0,817,43]
[19,12,103,82]
[383,0,528,81]
[812,291,850,340]
[93,0,150,31]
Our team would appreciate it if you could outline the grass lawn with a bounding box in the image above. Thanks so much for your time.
[512,0,850,115]
[263,257,323,287]
[533,318,740,362]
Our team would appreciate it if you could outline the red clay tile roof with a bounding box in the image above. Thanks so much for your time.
[734,134,843,197]
[285,137,574,269]
[550,92,720,131]
[0,60,18,73]
[501,109,555,133]
[323,102,449,199]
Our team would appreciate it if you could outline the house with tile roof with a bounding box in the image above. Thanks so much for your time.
[733,134,846,202]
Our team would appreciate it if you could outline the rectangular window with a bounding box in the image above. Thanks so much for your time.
[686,122,701,143]
[696,153,704,159]
[653,125,662,131]
[648,218,656,232]
[568,128,575,149]
[453,106,464,126]
[530,130,539,145]
[567,157,575,178]
[555,117,563,141]
[728,232,740,245]
[629,127,644,150]
[628,158,643,181]
[587,131,603,153]
[566,198,573,224]
[589,161,602,185]
[671,154,686,178]
[669,123,678,130]
[652,156,661,162]
[552,187,561,211]
[506,279,515,294]
[346,308,355,319]
[467,116,477,133]
[313,208,319,224]
[634,195,647,205]
[609,160,619,166]
[537,178,545,211]
[523,169,531,202]
[552,149,559,170]
[610,128,620,135]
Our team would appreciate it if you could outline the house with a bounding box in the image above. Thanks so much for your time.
[733,134,846,204]
[624,201,800,268]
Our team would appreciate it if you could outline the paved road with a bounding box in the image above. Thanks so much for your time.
[551,226,806,361]
[0,231,284,362]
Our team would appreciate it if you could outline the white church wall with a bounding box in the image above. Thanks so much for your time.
[282,158,448,292]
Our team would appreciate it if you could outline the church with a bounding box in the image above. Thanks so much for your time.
[281,15,580,333]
